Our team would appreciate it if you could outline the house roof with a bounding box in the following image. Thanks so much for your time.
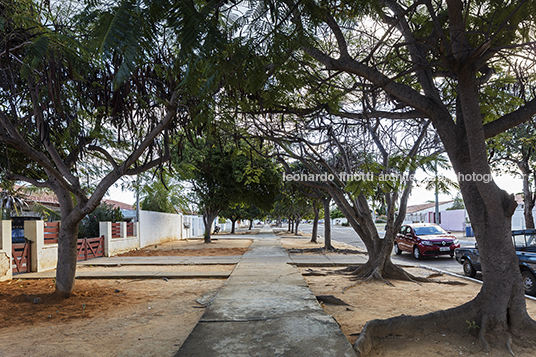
[406,200,454,214]
[103,199,135,211]
[8,185,134,211]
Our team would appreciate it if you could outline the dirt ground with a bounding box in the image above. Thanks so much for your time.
[117,238,251,257]
[303,266,536,357]
[2,235,536,356]
[0,278,224,357]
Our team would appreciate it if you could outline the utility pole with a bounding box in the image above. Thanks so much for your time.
[435,159,439,224]
[135,175,140,223]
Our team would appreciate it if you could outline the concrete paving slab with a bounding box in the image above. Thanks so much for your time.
[175,228,356,356]
[77,255,242,266]
[177,313,355,357]
[289,253,367,266]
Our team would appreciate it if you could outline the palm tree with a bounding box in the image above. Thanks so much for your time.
[0,180,28,219]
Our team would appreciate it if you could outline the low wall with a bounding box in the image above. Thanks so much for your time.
[25,220,58,272]
[0,221,12,281]
[100,222,140,256]
[139,210,183,247]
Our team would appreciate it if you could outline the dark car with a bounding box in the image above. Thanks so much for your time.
[12,228,26,244]
[394,223,460,259]
[455,229,536,296]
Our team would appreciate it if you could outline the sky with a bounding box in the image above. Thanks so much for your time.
[408,168,523,206]
[105,167,525,209]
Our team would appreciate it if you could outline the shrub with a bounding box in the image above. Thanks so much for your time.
[78,202,123,238]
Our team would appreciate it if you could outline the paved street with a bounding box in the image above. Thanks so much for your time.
[299,223,477,276]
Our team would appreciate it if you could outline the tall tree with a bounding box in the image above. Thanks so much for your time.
[0,0,206,296]
[217,0,536,352]
[266,0,536,353]
[256,114,437,280]
[176,136,280,242]
[489,121,536,228]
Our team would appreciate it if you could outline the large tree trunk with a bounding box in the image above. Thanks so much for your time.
[322,197,333,250]
[356,67,536,356]
[231,219,237,234]
[53,185,95,297]
[311,201,319,243]
[55,218,81,297]
[203,207,218,243]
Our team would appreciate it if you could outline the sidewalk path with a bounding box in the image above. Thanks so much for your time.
[175,226,356,357]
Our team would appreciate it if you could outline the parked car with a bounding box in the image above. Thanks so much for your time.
[394,223,460,259]
[12,228,26,244]
[454,229,536,296]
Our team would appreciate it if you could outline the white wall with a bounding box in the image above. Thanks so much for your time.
[511,206,536,230]
[0,221,12,281]
[139,210,183,247]
[439,209,466,232]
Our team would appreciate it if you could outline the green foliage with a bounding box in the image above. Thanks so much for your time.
[138,174,188,214]
[270,180,312,221]
[330,208,345,220]
[447,193,465,211]
[78,202,123,238]
[175,135,281,221]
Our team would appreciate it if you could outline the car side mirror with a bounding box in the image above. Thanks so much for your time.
[447,231,451,234]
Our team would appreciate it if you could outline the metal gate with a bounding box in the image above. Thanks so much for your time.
[12,239,32,273]
[77,236,105,261]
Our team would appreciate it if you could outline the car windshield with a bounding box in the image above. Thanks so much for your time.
[413,226,446,236]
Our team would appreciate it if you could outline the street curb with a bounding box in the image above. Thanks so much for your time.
[419,264,536,302]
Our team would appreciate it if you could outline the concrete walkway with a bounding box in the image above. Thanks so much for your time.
[175,227,356,357]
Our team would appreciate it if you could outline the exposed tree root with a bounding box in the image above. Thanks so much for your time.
[352,296,536,357]
[506,334,515,357]
[335,261,465,286]
[478,314,490,352]
[340,261,429,284]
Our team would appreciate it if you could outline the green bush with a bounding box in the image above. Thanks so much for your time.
[341,221,350,227]
[78,202,124,238]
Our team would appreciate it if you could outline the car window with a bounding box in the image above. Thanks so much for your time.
[513,234,526,248]
[399,226,406,234]
[405,227,412,234]
[526,234,536,247]
[413,226,446,235]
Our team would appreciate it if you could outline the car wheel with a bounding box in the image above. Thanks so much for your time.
[521,270,536,296]
[462,260,476,278]
[394,243,402,255]
[413,246,422,260]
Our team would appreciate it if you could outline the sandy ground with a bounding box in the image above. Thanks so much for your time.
[117,238,252,257]
[303,266,536,356]
[0,278,223,357]
[2,235,536,356]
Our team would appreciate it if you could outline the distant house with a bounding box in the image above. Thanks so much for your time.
[4,185,135,221]
[103,199,136,221]
[406,195,533,232]
[404,200,455,224]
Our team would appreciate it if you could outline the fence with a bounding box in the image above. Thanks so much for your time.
[100,221,140,256]
[0,211,201,280]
